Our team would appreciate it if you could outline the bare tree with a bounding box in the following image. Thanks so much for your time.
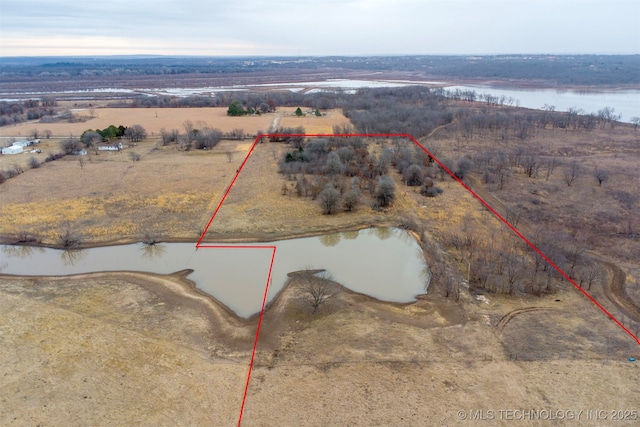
[57,222,81,248]
[505,209,522,228]
[81,131,102,153]
[342,189,360,212]
[125,124,146,144]
[28,157,41,169]
[318,184,341,215]
[544,157,559,181]
[577,263,603,290]
[597,106,621,128]
[593,167,609,187]
[59,138,82,155]
[42,129,52,139]
[403,164,425,186]
[78,156,85,169]
[437,157,454,180]
[521,155,542,178]
[503,254,524,294]
[129,152,141,162]
[564,244,585,278]
[325,151,345,176]
[611,190,638,211]
[226,151,233,163]
[29,129,40,139]
[228,128,245,140]
[455,157,474,180]
[562,161,581,186]
[497,167,511,190]
[183,120,195,144]
[41,96,57,107]
[630,117,640,132]
[375,175,396,207]
[297,269,335,314]
[159,128,178,146]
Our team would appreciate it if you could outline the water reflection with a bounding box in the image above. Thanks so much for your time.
[140,243,167,259]
[341,231,359,240]
[372,227,392,240]
[2,245,45,258]
[319,233,341,247]
[60,249,86,265]
[420,266,432,292]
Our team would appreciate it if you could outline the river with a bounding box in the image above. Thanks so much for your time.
[444,84,639,123]
[2,79,637,122]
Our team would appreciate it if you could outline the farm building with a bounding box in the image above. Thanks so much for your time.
[12,140,33,148]
[98,142,123,151]
[2,145,24,154]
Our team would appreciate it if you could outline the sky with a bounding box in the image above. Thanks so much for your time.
[0,0,638,57]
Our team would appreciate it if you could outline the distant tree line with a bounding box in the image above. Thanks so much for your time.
[2,55,638,85]
[0,98,57,126]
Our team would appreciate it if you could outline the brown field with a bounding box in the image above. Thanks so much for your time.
[0,107,349,140]
[0,107,273,138]
[1,265,638,426]
[277,107,352,134]
[1,103,640,426]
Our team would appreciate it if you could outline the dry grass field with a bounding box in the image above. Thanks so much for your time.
[1,268,638,426]
[277,107,351,134]
[0,107,272,139]
[0,107,349,140]
[0,139,242,244]
[0,108,351,245]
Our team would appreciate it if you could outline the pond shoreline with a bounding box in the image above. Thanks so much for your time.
[0,221,403,250]
[2,225,431,318]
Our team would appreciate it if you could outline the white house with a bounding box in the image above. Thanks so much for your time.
[2,145,24,154]
[98,142,123,151]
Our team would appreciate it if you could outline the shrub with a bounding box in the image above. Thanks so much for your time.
[318,184,341,215]
[28,157,41,169]
[455,157,474,179]
[403,164,425,186]
[422,186,443,197]
[375,175,396,207]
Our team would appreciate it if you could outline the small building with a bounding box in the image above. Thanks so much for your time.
[98,142,123,151]
[12,140,33,148]
[2,145,24,154]
[72,149,87,156]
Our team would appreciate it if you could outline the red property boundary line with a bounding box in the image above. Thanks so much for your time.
[195,133,640,426]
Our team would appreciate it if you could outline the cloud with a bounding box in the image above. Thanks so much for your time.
[1,0,638,56]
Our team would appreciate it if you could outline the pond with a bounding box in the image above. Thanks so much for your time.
[0,228,430,317]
